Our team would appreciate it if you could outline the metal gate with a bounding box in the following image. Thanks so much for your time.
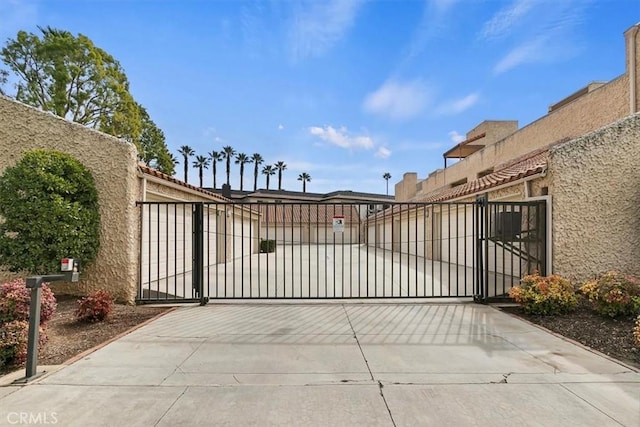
[136,199,546,303]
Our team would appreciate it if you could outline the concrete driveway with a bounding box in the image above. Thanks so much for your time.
[1,303,638,426]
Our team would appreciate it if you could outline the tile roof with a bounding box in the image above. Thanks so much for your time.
[138,164,230,202]
[416,149,549,203]
[258,204,361,225]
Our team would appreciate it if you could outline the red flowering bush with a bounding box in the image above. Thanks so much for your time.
[509,273,578,315]
[75,290,114,323]
[0,278,57,324]
[0,320,48,368]
[580,271,640,318]
[0,279,56,368]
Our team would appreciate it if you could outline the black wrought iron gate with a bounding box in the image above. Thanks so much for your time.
[136,199,546,303]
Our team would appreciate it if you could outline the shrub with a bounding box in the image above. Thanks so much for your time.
[75,290,113,323]
[0,149,101,274]
[634,316,640,348]
[580,271,640,317]
[509,273,578,315]
[0,320,48,368]
[260,239,276,253]
[0,278,57,324]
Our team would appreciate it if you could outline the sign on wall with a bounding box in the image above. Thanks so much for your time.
[332,216,345,233]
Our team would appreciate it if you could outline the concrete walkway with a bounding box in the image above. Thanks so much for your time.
[0,303,638,426]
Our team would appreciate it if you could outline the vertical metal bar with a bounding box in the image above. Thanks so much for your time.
[431,204,435,297]
[382,205,392,297]
[193,203,204,302]
[274,204,278,297]
[249,204,253,298]
[447,203,451,297]
[457,204,461,296]
[174,204,178,299]
[333,203,336,298]
[439,204,443,296]
[484,198,490,301]
[257,204,261,298]
[266,205,270,297]
[423,205,427,297]
[147,204,152,301]
[156,204,162,299]
[414,205,418,297]
[464,203,468,296]
[241,204,244,298]
[502,204,507,296]
[25,286,42,379]
[340,203,344,298]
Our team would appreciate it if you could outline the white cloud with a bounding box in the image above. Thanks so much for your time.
[363,79,431,120]
[278,124,284,130]
[448,131,465,143]
[309,125,374,149]
[436,92,480,115]
[375,146,391,159]
[493,36,547,74]
[480,0,537,40]
[289,0,364,60]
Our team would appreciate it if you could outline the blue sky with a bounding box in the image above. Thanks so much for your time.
[1,0,638,195]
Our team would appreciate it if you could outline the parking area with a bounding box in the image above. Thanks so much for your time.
[1,303,638,426]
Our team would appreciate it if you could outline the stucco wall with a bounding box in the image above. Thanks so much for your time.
[0,95,139,303]
[549,113,640,282]
[415,75,630,197]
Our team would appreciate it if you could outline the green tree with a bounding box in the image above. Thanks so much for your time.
[208,151,223,189]
[250,153,263,191]
[383,172,392,195]
[222,145,236,187]
[275,161,287,190]
[178,146,194,183]
[297,172,311,193]
[193,155,210,188]
[0,149,100,274]
[262,164,276,190]
[137,105,174,175]
[0,27,172,170]
[0,69,7,95]
[235,153,250,191]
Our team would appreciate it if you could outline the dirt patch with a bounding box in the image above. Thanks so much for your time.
[501,300,640,369]
[39,295,170,365]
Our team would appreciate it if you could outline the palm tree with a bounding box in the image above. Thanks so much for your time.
[208,151,223,189]
[297,172,311,193]
[222,145,236,187]
[250,153,264,191]
[383,172,392,196]
[235,153,250,191]
[193,155,210,188]
[177,145,195,183]
[275,161,287,190]
[262,164,276,190]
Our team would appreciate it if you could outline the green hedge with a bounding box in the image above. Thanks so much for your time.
[0,149,100,274]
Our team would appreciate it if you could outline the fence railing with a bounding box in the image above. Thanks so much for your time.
[136,200,546,303]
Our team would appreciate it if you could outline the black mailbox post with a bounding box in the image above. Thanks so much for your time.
[15,259,80,383]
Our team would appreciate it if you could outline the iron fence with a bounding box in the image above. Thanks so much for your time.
[136,199,546,303]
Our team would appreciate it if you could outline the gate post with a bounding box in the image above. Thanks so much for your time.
[474,195,488,303]
[193,203,207,305]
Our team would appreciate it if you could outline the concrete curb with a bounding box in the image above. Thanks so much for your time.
[492,304,640,373]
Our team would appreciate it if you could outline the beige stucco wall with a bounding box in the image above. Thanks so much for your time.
[549,112,640,283]
[0,95,140,303]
